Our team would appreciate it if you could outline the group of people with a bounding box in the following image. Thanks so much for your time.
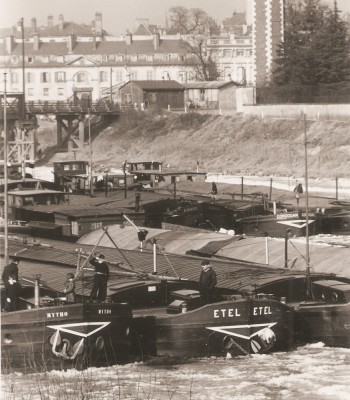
[2,251,218,311]
[63,253,110,303]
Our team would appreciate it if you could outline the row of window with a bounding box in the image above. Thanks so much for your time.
[26,87,66,97]
[211,49,252,58]
[10,69,181,85]
[9,53,186,65]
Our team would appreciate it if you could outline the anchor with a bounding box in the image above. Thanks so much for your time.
[50,330,84,360]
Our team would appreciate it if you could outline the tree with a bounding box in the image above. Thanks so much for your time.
[272,0,350,85]
[169,7,221,81]
[169,6,219,35]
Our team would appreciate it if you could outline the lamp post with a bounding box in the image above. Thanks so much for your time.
[88,109,94,197]
[123,160,127,199]
[110,67,113,105]
[20,18,25,107]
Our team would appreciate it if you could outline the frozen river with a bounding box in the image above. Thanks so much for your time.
[2,343,350,400]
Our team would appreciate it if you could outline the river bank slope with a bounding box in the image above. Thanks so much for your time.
[37,111,349,179]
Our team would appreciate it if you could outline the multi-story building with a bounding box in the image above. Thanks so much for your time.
[0,13,194,102]
[248,0,284,86]
[0,11,256,102]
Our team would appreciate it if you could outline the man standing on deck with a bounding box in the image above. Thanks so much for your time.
[2,256,20,286]
[199,260,217,303]
[89,253,110,302]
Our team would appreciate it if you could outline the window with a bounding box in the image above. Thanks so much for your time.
[76,72,87,83]
[146,70,153,80]
[41,72,50,83]
[146,54,154,62]
[224,49,232,57]
[129,71,137,80]
[131,54,138,62]
[237,50,244,57]
[108,54,115,61]
[11,73,18,84]
[116,54,124,62]
[27,56,33,63]
[58,87,65,96]
[124,93,132,104]
[43,88,49,96]
[57,55,64,63]
[179,71,187,82]
[200,89,205,101]
[99,71,108,82]
[55,72,66,82]
[26,72,34,83]
[42,56,49,63]
[71,221,79,236]
[27,88,34,97]
[11,56,19,64]
[115,70,123,81]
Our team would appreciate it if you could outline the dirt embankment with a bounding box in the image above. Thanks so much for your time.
[38,111,350,178]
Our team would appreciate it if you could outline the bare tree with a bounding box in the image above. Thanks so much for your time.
[169,7,221,81]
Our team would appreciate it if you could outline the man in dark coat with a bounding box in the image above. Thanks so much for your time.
[4,275,21,312]
[89,253,110,302]
[2,257,19,286]
[199,260,217,303]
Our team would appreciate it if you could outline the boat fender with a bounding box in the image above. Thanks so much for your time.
[251,339,262,353]
[222,336,235,350]
[332,292,338,303]
[181,302,188,313]
[95,336,105,350]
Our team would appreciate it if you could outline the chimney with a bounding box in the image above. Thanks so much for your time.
[95,12,102,32]
[5,35,15,54]
[31,18,37,32]
[67,34,75,53]
[126,32,132,45]
[153,32,160,50]
[48,15,54,28]
[92,35,97,50]
[33,33,40,51]
[58,14,64,31]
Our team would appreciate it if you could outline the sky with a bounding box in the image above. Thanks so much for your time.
[1,0,349,35]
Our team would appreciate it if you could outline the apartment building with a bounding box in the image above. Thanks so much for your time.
[0,11,256,102]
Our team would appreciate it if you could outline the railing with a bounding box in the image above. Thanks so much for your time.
[25,100,122,114]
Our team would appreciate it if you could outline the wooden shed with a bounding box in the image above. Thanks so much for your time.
[184,81,238,110]
[119,80,185,110]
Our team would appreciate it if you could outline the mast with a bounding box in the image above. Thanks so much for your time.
[304,113,311,298]
[3,73,9,265]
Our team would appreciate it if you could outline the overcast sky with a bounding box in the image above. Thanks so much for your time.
[1,0,349,34]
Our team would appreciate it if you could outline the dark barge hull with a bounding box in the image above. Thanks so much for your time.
[132,297,294,358]
[296,302,350,347]
[1,302,132,373]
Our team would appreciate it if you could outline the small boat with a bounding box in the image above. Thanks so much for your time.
[1,276,133,373]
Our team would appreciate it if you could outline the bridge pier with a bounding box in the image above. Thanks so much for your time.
[56,115,82,150]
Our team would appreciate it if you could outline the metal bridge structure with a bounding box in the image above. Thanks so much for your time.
[1,93,122,169]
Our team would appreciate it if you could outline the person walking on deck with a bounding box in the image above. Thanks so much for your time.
[293,183,303,207]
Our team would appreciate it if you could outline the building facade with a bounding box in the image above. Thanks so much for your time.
[249,0,284,86]
[0,12,256,102]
